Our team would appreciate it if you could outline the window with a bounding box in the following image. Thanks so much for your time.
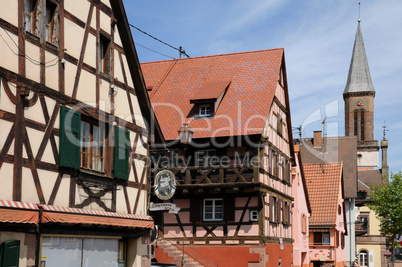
[45,1,57,43]
[313,232,330,245]
[270,196,279,223]
[199,105,212,117]
[250,210,258,222]
[99,34,111,74]
[283,201,290,225]
[203,199,223,221]
[359,250,369,267]
[341,232,345,248]
[25,0,38,34]
[59,106,130,180]
[25,0,59,44]
[282,158,290,183]
[277,114,283,135]
[360,110,365,140]
[81,120,106,172]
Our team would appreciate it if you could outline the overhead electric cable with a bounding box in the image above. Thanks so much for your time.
[134,42,175,59]
[129,24,190,58]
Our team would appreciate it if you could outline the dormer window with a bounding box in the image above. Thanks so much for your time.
[199,105,212,117]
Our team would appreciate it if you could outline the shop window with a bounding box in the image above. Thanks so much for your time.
[25,0,38,34]
[99,34,111,74]
[41,237,125,267]
[0,240,20,267]
[199,104,212,117]
[59,106,129,180]
[203,199,223,221]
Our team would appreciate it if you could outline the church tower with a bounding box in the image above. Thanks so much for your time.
[343,20,379,170]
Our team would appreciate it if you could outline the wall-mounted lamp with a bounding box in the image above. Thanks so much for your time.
[109,84,118,97]
[178,123,193,144]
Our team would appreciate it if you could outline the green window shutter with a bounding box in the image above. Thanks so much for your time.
[0,240,20,267]
[59,106,81,169]
[113,126,130,180]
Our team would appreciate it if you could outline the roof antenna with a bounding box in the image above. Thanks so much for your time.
[358,1,361,23]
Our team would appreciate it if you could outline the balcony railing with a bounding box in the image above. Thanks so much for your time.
[152,164,256,185]
[355,221,368,235]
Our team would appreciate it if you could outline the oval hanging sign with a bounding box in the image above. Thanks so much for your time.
[154,170,177,200]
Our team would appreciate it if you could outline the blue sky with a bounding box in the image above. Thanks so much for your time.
[122,0,402,175]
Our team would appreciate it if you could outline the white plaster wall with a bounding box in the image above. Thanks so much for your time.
[84,33,97,68]
[0,163,13,200]
[64,62,77,97]
[99,10,111,33]
[64,19,85,60]
[37,169,59,204]
[25,42,41,83]
[357,151,379,168]
[0,119,14,150]
[0,29,18,73]
[65,0,91,25]
[76,69,96,104]
[0,82,16,114]
[0,0,18,26]
[45,51,59,90]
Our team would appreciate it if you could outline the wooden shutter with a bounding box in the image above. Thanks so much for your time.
[224,197,235,222]
[113,126,130,180]
[59,106,81,169]
[0,240,20,267]
[190,198,202,222]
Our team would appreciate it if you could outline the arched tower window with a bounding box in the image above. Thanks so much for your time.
[354,109,366,141]
[361,110,365,140]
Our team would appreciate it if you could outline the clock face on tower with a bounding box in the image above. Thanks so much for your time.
[354,99,365,109]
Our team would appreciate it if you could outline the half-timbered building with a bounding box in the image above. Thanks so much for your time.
[0,0,158,266]
[141,49,295,266]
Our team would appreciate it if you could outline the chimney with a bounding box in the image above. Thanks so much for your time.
[313,131,322,147]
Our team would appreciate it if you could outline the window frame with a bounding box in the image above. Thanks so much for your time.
[359,250,369,267]
[99,33,111,74]
[45,0,57,44]
[199,104,212,117]
[250,210,258,222]
[80,118,107,173]
[203,198,224,222]
[25,0,38,34]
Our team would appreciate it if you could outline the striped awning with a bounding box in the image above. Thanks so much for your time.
[0,200,40,225]
[39,204,154,229]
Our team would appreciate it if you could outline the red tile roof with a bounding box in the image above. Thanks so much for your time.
[304,162,343,226]
[141,49,284,141]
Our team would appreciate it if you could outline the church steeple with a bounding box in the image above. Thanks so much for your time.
[343,20,379,170]
[343,20,375,96]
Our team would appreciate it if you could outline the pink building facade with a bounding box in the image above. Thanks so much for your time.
[292,146,311,267]
[304,163,347,267]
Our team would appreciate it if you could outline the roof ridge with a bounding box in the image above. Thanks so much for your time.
[141,48,284,64]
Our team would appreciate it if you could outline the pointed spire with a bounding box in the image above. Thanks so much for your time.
[343,21,375,95]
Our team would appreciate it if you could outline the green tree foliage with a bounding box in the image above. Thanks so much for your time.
[367,171,402,264]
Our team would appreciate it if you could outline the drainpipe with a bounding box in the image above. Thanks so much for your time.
[35,207,43,267]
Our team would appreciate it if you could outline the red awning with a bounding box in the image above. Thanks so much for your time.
[39,205,154,229]
[0,200,40,224]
